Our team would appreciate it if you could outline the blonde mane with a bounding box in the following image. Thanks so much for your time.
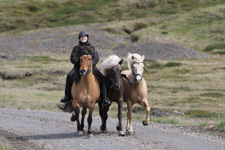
[101,55,121,76]
[127,52,143,72]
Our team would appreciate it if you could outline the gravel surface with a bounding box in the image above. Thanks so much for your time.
[0,108,224,150]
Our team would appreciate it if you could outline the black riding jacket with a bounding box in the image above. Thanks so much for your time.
[70,41,99,69]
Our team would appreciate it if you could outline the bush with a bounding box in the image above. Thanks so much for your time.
[133,22,147,31]
[216,122,225,132]
[130,34,139,42]
[165,62,182,67]
[213,50,225,55]
[204,43,225,51]
[27,5,39,12]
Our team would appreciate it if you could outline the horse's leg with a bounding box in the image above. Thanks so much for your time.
[126,101,134,134]
[117,100,125,136]
[139,99,150,126]
[87,105,95,137]
[73,106,82,134]
[99,101,109,132]
[77,107,87,135]
[98,100,105,131]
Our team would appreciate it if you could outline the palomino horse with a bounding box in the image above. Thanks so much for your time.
[70,54,100,137]
[99,55,125,136]
[122,52,150,134]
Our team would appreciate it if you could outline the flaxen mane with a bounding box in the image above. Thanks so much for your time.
[101,55,121,76]
[127,52,142,72]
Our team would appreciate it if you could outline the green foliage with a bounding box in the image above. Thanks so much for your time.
[204,43,225,51]
[200,92,224,98]
[133,22,147,31]
[27,5,39,12]
[213,50,225,55]
[186,110,219,118]
[1,0,224,34]
[23,56,58,64]
[216,122,225,132]
[150,116,180,125]
[165,62,182,67]
[130,34,139,42]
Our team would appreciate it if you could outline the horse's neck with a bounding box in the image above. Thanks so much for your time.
[81,73,95,85]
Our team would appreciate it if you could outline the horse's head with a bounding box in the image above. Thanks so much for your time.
[101,55,123,90]
[79,54,92,76]
[128,53,145,84]
[106,59,123,89]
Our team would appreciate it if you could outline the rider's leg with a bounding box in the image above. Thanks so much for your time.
[93,67,111,106]
[60,69,74,103]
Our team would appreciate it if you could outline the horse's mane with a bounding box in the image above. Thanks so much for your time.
[101,55,121,76]
[127,52,142,72]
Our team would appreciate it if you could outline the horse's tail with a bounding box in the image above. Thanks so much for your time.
[57,101,74,113]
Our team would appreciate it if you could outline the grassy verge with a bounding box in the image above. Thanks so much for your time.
[0,54,224,131]
[0,138,12,150]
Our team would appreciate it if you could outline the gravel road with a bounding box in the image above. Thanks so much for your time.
[0,108,224,150]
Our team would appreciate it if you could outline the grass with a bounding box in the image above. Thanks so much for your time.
[0,138,12,150]
[204,43,225,52]
[0,54,225,131]
[0,0,225,131]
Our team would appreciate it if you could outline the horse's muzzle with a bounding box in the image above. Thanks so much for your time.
[79,69,87,76]
[135,74,142,84]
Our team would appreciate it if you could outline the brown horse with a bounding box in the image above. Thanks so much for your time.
[122,52,150,134]
[99,55,125,136]
[70,54,100,137]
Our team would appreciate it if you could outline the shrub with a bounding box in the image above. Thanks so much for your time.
[204,43,225,51]
[213,50,225,55]
[133,22,147,31]
[165,62,182,67]
[216,122,225,132]
[27,5,39,12]
[130,34,139,42]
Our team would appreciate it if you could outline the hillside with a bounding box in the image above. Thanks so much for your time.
[0,0,225,55]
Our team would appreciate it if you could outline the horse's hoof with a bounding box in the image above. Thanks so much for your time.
[100,125,106,131]
[77,131,84,135]
[70,114,76,122]
[87,134,93,138]
[116,125,120,131]
[126,130,133,135]
[119,131,125,136]
[142,120,149,126]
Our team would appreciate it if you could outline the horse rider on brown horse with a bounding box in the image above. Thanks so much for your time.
[60,31,111,106]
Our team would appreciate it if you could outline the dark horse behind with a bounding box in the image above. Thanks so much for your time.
[99,55,125,136]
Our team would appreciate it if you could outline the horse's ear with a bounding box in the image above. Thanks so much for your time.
[132,55,135,60]
[119,59,123,65]
[142,55,145,60]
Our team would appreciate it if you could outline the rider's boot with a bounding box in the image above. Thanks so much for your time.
[60,85,71,103]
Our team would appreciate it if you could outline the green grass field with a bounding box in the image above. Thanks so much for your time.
[0,54,224,131]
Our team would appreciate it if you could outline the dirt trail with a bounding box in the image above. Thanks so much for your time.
[0,108,224,150]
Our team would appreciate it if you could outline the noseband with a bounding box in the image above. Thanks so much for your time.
[122,61,147,85]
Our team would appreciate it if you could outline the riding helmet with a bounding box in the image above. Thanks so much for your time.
[78,31,89,39]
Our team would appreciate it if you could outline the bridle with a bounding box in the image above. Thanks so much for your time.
[122,61,147,85]
[79,55,93,75]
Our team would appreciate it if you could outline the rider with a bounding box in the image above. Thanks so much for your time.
[60,31,111,106]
